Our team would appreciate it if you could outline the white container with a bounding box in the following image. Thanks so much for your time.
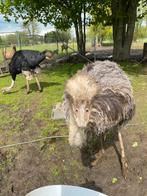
[26,185,107,196]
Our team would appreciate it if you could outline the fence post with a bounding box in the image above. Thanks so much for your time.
[17,32,22,50]
[143,43,147,59]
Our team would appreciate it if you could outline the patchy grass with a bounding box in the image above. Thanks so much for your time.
[0,63,83,138]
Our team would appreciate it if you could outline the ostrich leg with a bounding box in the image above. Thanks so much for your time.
[22,71,32,94]
[118,130,128,179]
[2,79,15,93]
[100,133,105,154]
[91,133,105,167]
[26,79,30,94]
[35,76,42,92]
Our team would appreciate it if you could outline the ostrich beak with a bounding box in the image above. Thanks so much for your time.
[45,56,50,60]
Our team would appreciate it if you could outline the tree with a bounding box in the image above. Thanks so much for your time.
[44,30,71,50]
[1,0,147,60]
[44,30,71,43]
[23,20,39,36]
[111,0,139,60]
[133,0,147,41]
[88,24,112,46]
[56,30,71,44]
[44,31,57,43]
[22,19,40,44]
[0,0,92,54]
[92,0,147,60]
[133,24,147,41]
[3,34,17,45]
[0,36,2,45]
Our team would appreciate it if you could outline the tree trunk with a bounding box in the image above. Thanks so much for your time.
[74,14,86,55]
[112,0,138,61]
[78,15,84,54]
[74,21,80,52]
[83,3,86,54]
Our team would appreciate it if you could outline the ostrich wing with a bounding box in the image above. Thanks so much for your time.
[90,90,135,134]
[20,50,45,68]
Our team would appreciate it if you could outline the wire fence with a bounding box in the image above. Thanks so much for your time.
[0,31,146,70]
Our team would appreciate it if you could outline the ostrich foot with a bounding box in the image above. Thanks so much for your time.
[38,88,42,92]
[91,151,104,167]
[101,148,105,154]
[2,80,15,94]
[1,87,12,94]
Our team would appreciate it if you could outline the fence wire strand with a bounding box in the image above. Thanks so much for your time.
[0,135,68,149]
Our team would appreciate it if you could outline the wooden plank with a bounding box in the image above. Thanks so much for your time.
[0,60,9,74]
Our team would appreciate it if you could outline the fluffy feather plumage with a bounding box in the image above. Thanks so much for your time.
[64,60,135,147]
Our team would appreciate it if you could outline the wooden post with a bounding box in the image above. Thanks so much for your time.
[118,130,128,179]
[143,43,147,59]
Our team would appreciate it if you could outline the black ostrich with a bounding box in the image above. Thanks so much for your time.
[2,50,53,94]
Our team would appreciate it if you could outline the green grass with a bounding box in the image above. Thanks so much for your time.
[0,63,83,140]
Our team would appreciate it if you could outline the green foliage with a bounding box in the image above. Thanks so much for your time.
[2,34,17,45]
[1,0,147,58]
[137,0,147,19]
[51,167,60,177]
[0,32,44,47]
[56,30,71,44]
[0,36,3,44]
[0,0,104,54]
[23,19,40,36]
[44,31,58,43]
[88,24,112,44]
[44,30,71,44]
[133,25,147,41]
[90,0,112,25]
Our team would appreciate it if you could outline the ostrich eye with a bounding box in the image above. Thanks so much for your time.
[75,108,78,112]
[86,109,89,112]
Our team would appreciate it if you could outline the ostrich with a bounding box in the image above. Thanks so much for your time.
[61,43,68,54]
[64,60,135,178]
[2,50,54,94]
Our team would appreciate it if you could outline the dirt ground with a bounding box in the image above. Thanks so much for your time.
[0,107,147,196]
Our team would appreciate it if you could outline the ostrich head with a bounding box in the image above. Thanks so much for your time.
[71,99,91,128]
[43,50,55,60]
[65,71,100,128]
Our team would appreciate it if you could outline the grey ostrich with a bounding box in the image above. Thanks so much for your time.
[64,60,135,178]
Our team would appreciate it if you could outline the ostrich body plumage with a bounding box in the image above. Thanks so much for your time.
[64,60,135,148]
[9,50,46,81]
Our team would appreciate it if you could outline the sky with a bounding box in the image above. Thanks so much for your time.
[0,14,54,35]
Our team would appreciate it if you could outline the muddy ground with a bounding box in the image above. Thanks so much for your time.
[0,94,147,196]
